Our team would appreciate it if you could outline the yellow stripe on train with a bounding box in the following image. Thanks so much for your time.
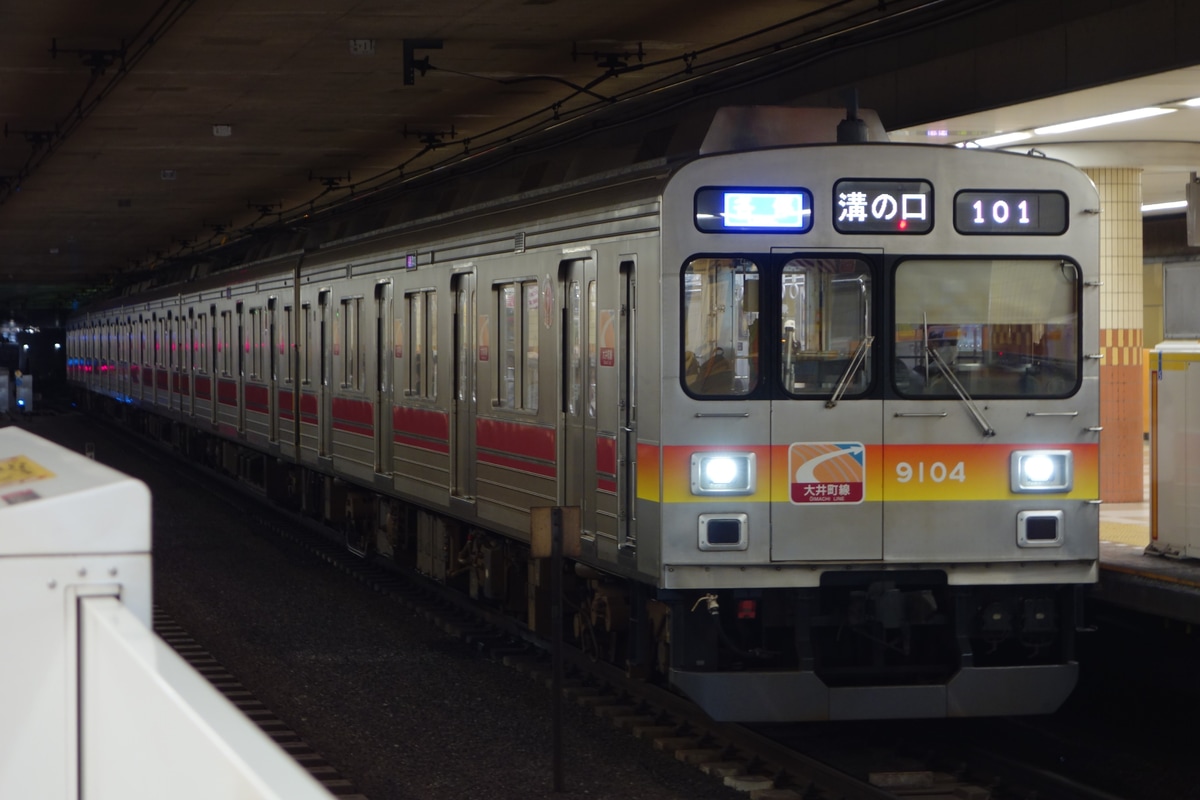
[640,443,1099,503]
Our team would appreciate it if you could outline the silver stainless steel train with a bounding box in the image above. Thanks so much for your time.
[68,107,1101,721]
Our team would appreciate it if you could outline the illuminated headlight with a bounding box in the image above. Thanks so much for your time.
[691,453,756,495]
[1010,450,1073,493]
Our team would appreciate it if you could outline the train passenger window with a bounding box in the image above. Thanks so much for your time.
[220,311,234,376]
[587,280,597,418]
[248,308,262,380]
[494,281,537,411]
[406,290,437,400]
[281,307,292,384]
[568,281,581,413]
[893,259,1079,398]
[780,258,872,396]
[682,258,759,397]
[524,282,538,411]
[300,304,312,384]
[341,297,362,391]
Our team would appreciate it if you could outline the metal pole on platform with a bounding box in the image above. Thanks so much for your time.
[550,505,564,793]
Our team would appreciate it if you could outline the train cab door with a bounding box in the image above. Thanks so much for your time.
[561,258,598,538]
[769,255,883,562]
[451,271,477,500]
[373,280,393,474]
[318,290,333,458]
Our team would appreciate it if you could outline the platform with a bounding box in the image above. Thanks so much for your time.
[1093,443,1200,625]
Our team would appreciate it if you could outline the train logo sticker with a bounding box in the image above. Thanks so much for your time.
[788,442,865,504]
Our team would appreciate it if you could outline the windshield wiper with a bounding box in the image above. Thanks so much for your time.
[825,336,873,409]
[927,345,995,436]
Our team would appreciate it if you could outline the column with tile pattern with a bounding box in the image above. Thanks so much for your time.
[1084,167,1143,502]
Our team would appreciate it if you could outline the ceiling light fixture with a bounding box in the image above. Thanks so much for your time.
[971,131,1033,148]
[1141,200,1188,212]
[1034,106,1176,135]
[1182,97,1200,107]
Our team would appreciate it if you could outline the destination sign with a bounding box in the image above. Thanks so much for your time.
[694,187,814,233]
[833,179,933,234]
[954,190,1068,235]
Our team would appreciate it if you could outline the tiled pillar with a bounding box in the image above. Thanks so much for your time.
[1084,167,1144,502]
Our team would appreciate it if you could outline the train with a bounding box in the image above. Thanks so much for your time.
[67,105,1101,722]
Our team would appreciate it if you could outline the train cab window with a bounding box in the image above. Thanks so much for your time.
[780,258,872,396]
[682,257,759,396]
[893,259,1079,398]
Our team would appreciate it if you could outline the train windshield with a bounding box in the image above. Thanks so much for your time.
[893,259,1079,398]
[681,256,872,398]
[683,257,760,396]
[780,258,871,396]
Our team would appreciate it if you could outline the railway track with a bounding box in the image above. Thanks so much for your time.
[152,607,368,798]
[95,413,1134,800]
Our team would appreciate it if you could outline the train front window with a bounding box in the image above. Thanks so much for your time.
[893,259,1079,398]
[780,258,872,396]
[682,258,760,396]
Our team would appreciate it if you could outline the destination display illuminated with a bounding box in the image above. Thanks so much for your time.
[833,179,933,234]
[954,190,1068,235]
[694,187,814,233]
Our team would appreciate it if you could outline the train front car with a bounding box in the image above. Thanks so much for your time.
[654,142,1100,721]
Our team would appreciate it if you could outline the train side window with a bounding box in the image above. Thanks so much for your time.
[524,281,538,411]
[893,259,1079,398]
[281,306,292,384]
[494,280,538,412]
[405,290,437,400]
[682,257,759,397]
[220,311,234,376]
[248,308,262,380]
[587,280,597,418]
[300,303,312,384]
[341,297,362,391]
[780,258,872,397]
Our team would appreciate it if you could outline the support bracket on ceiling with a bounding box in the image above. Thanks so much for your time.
[403,39,443,85]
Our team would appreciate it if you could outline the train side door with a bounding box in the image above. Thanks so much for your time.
[374,280,393,474]
[236,303,247,433]
[617,259,637,552]
[770,256,883,561]
[561,258,598,537]
[318,290,333,458]
[267,298,279,443]
[451,271,476,499]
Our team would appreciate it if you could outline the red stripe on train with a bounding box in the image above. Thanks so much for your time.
[476,418,557,478]
[332,397,373,436]
[393,406,450,451]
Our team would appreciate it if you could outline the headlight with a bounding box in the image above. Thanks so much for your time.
[1010,450,1073,493]
[691,452,756,495]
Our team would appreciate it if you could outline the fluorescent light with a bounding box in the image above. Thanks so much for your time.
[1183,97,1200,107]
[1034,107,1175,135]
[972,131,1033,148]
[1141,200,1188,212]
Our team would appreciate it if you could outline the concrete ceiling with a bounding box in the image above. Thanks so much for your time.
[3,0,1200,323]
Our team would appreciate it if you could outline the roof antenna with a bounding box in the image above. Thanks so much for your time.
[837,88,869,144]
